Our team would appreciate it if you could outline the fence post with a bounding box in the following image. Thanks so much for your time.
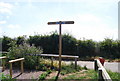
[98,68,103,81]
[51,57,53,69]
[10,63,12,77]
[21,60,24,73]
[2,60,5,71]
[75,58,77,69]
[94,59,98,71]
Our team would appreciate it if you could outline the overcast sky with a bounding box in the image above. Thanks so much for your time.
[0,0,119,41]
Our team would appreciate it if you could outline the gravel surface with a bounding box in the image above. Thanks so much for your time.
[2,69,43,79]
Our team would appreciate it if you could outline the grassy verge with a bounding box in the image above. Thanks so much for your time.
[0,73,16,81]
[60,62,85,75]
[107,70,120,80]
[63,69,98,79]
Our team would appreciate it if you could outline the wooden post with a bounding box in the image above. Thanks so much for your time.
[75,58,77,69]
[94,59,98,71]
[51,57,53,69]
[2,60,5,71]
[10,63,12,77]
[21,60,24,73]
[98,68,103,81]
[59,22,62,72]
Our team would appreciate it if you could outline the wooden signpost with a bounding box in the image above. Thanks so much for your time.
[47,21,74,71]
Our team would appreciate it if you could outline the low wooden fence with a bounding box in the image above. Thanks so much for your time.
[27,54,79,69]
[9,58,24,77]
[0,56,7,71]
[0,56,24,77]
[94,59,112,81]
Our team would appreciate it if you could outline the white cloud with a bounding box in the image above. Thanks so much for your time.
[7,24,21,29]
[0,21,6,24]
[61,14,117,41]
[0,2,14,14]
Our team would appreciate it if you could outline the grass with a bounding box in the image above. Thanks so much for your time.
[38,69,52,80]
[0,73,16,81]
[60,62,83,75]
[107,70,120,80]
[63,69,98,79]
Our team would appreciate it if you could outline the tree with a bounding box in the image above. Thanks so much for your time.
[2,36,13,52]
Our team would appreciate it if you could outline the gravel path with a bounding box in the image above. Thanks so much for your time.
[2,69,43,79]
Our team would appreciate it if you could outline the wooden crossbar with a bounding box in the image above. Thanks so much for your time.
[27,54,79,69]
[0,56,7,71]
[28,54,79,58]
[9,58,24,63]
[0,56,7,59]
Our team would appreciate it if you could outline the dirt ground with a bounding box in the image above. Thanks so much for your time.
[46,70,87,79]
[2,68,43,79]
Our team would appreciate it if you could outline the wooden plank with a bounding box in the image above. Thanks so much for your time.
[9,58,24,63]
[0,56,7,59]
[27,54,79,58]
[0,51,8,54]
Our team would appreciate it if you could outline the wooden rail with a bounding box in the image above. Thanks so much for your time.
[94,59,112,81]
[0,51,8,54]
[0,56,7,59]
[0,56,7,71]
[9,58,24,77]
[27,54,79,69]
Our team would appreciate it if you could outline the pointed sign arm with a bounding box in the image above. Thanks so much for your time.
[47,21,74,25]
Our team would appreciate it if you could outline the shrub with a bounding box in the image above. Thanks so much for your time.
[0,73,15,81]
[7,41,43,69]
[39,58,66,70]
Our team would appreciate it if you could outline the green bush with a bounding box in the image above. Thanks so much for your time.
[7,41,43,69]
[0,73,16,81]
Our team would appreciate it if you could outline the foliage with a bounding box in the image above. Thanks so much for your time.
[28,32,59,54]
[63,69,98,79]
[99,38,119,58]
[107,70,120,80]
[38,70,52,80]
[2,36,13,52]
[39,58,66,70]
[62,33,77,55]
[39,72,48,80]
[7,41,43,69]
[61,62,82,75]
[1,32,120,59]
[0,73,16,81]
[77,39,96,57]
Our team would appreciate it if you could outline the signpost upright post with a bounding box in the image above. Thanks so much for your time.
[47,21,74,72]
